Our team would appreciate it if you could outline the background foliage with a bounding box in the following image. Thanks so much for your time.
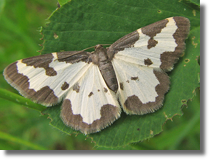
[0,0,200,150]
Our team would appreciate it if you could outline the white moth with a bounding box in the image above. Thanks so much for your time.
[4,17,190,134]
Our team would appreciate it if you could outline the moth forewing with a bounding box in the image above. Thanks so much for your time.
[3,51,90,106]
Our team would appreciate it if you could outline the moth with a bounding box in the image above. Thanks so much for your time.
[4,17,190,134]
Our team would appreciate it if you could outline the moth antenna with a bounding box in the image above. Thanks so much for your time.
[71,44,112,56]
[99,44,112,46]
[53,45,96,61]
[81,44,112,52]
[80,45,96,51]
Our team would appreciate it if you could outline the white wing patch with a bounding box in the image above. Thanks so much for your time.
[112,59,159,105]
[114,17,178,68]
[64,64,120,124]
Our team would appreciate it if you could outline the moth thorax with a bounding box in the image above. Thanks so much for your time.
[89,53,99,65]
[90,44,107,65]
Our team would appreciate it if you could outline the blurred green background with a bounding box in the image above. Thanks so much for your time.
[0,0,200,150]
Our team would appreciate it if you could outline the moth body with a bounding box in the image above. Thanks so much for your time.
[90,44,118,92]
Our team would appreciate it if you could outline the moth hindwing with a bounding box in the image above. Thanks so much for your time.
[4,17,190,134]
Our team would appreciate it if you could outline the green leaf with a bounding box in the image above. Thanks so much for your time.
[0,131,47,150]
[58,0,71,6]
[147,88,200,150]
[189,0,200,6]
[0,88,46,111]
[41,0,200,147]
[0,0,5,15]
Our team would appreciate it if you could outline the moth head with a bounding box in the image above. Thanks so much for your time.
[95,44,103,50]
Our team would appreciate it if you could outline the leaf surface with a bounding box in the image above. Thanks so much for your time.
[41,0,200,147]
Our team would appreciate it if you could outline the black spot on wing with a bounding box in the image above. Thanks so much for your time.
[120,82,124,90]
[104,87,108,93]
[147,38,158,49]
[144,58,153,66]
[73,83,80,93]
[61,82,69,90]
[131,77,139,81]
[88,92,93,97]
